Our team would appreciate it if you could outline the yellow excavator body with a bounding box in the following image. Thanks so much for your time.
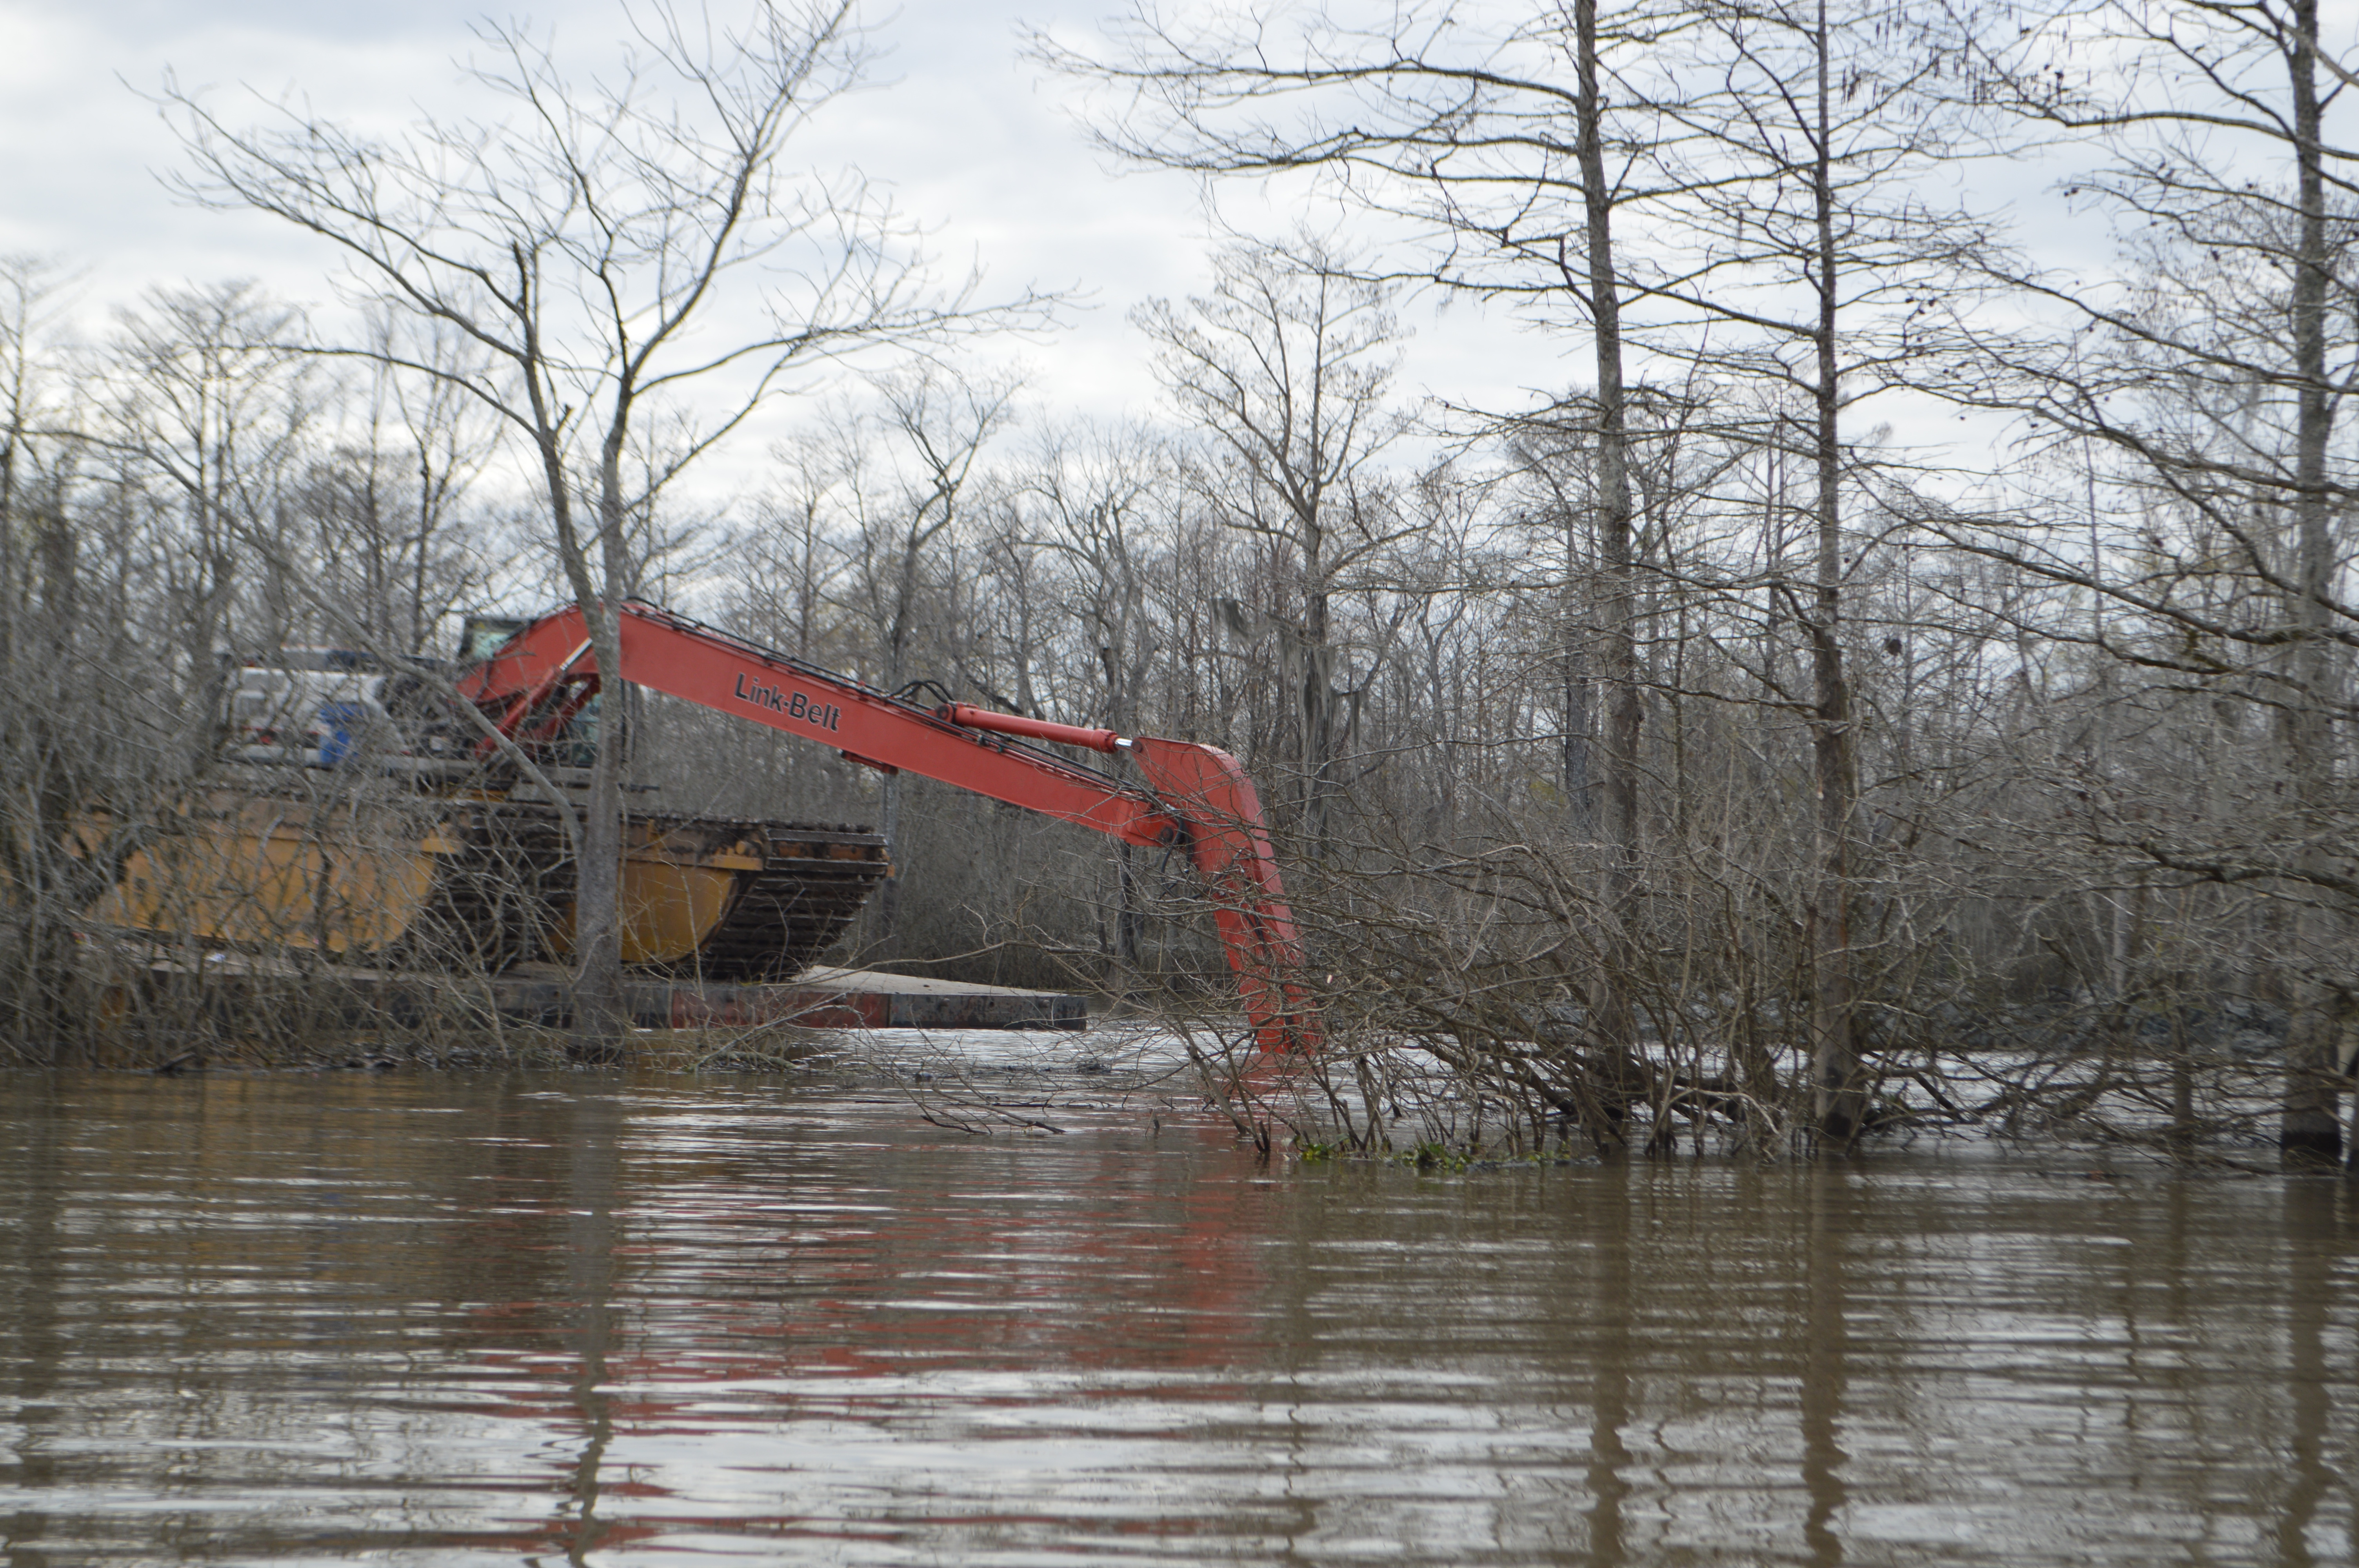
[541,821,762,966]
[80,789,888,979]
[87,794,445,958]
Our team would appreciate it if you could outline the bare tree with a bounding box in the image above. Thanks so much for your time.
[1940,0,2359,1163]
[302,314,504,657]
[101,283,316,698]
[0,257,71,666]
[1136,238,1410,855]
[1043,0,1689,1091]
[734,434,853,665]
[833,365,1023,938]
[163,0,1045,1052]
[1623,0,2006,1144]
[0,258,130,1058]
[1017,421,1182,968]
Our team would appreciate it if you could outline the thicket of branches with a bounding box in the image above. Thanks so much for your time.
[3,0,2356,1163]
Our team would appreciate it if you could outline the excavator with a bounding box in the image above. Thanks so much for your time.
[89,599,1321,1054]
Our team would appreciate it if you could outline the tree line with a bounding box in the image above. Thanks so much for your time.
[2,0,2355,1163]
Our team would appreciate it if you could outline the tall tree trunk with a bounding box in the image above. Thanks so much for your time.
[1290,495,1345,861]
[23,503,81,1064]
[2281,0,2341,1165]
[1100,624,1147,970]
[568,440,634,1060]
[523,309,624,1060]
[1577,0,1645,1074]
[1300,586,1341,858]
[0,323,21,678]
[1807,0,1865,1147]
[872,532,925,946]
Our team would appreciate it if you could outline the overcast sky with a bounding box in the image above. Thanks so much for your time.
[13,0,2355,525]
[0,0,1556,479]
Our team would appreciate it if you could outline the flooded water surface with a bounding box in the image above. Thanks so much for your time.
[4,1057,2359,1564]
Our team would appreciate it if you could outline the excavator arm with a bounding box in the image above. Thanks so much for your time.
[456,601,1320,1053]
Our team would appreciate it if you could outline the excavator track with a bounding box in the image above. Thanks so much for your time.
[467,804,889,978]
[407,798,574,972]
[663,821,891,980]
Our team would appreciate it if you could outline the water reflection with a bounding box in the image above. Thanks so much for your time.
[561,1091,620,1566]
[2,1069,2357,1564]
[1802,1174,1848,1566]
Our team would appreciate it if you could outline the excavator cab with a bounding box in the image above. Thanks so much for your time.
[457,615,529,664]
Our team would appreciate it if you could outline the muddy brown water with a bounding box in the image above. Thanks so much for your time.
[3,1064,2357,1565]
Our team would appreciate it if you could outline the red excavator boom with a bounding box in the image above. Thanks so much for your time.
[456,601,1321,1054]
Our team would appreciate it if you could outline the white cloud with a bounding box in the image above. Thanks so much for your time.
[2,0,1551,460]
[8,0,2220,510]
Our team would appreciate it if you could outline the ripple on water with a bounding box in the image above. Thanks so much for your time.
[1,1060,2356,1564]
